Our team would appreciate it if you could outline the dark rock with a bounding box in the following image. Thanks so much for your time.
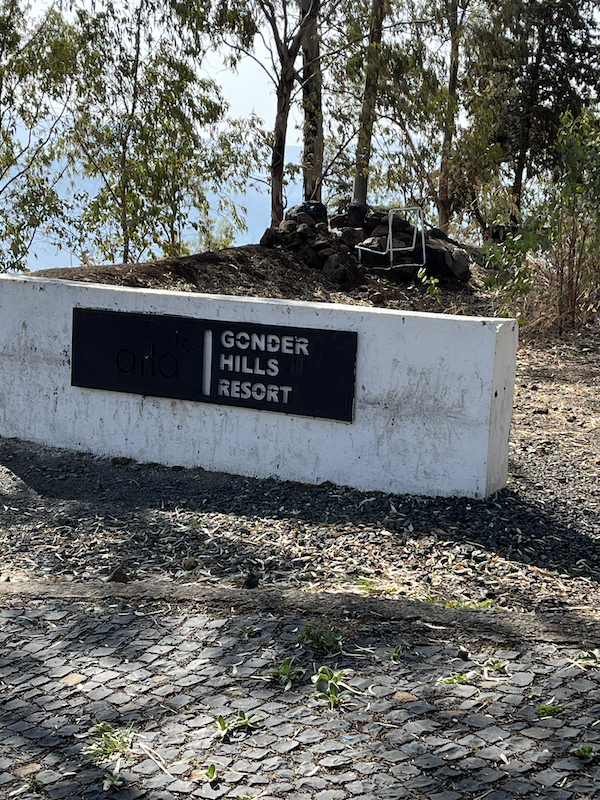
[369,292,384,304]
[317,247,336,259]
[420,238,472,282]
[391,216,413,234]
[296,223,314,240]
[323,254,342,276]
[107,567,130,583]
[426,227,450,241]
[360,236,387,252]
[313,236,334,252]
[243,571,260,589]
[449,248,471,282]
[281,229,300,249]
[295,243,322,270]
[182,557,199,571]
[260,227,283,248]
[393,231,415,246]
[341,228,366,248]
[279,220,297,233]
[315,222,329,235]
[323,254,357,287]
[347,200,371,228]
[294,212,317,226]
[330,214,348,229]
[285,201,328,225]
[357,249,391,269]
[420,240,452,278]
[370,224,391,238]
[365,209,386,222]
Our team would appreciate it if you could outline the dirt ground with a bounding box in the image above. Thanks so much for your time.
[33,244,493,316]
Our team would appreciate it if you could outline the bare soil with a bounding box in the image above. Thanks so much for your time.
[33,244,493,316]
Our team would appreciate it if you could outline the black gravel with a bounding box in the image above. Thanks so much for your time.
[1,435,599,584]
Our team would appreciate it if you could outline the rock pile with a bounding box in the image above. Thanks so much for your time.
[260,200,477,287]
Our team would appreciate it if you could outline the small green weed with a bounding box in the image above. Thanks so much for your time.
[28,775,44,790]
[297,622,345,654]
[385,645,403,663]
[315,681,347,709]
[87,721,134,763]
[312,665,353,709]
[455,599,496,610]
[443,672,469,685]
[417,267,442,302]
[102,765,125,791]
[485,659,507,672]
[214,710,262,740]
[191,763,220,785]
[357,577,377,593]
[574,649,600,662]
[573,744,597,764]
[526,686,543,698]
[535,703,563,718]
[239,625,260,640]
[268,656,305,689]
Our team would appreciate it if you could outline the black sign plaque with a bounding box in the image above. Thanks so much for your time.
[72,308,357,421]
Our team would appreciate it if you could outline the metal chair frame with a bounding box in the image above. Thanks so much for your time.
[356,206,427,270]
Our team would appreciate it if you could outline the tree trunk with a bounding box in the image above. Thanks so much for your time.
[437,0,460,232]
[301,0,323,202]
[352,0,386,203]
[271,59,296,226]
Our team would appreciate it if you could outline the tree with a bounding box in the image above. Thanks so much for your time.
[0,0,78,271]
[470,0,600,220]
[435,0,470,230]
[214,0,324,226]
[54,0,258,265]
[372,0,484,229]
[542,111,600,330]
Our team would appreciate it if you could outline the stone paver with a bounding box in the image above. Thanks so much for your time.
[1,598,600,800]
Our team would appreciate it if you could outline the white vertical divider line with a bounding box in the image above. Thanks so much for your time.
[202,329,213,396]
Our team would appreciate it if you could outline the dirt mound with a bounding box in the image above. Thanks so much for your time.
[34,245,346,303]
[33,244,494,317]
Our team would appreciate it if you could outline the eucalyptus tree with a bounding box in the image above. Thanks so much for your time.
[211,0,312,225]
[0,0,78,271]
[316,0,438,210]
[364,0,487,229]
[213,0,344,224]
[470,0,600,221]
[55,0,259,265]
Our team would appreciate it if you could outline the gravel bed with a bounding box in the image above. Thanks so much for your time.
[1,327,600,622]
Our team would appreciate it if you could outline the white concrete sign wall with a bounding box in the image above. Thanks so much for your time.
[0,274,517,498]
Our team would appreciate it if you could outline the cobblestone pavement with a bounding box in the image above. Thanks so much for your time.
[2,595,600,800]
